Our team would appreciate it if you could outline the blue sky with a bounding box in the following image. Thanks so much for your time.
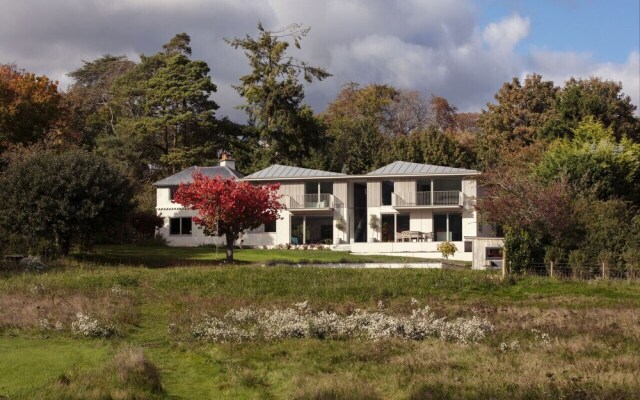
[479,0,640,63]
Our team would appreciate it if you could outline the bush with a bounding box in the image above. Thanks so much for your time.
[568,250,590,279]
[0,150,133,255]
[113,347,162,394]
[437,241,457,259]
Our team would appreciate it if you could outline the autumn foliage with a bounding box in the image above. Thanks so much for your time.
[173,173,285,261]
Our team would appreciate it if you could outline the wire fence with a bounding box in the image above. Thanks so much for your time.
[516,262,640,280]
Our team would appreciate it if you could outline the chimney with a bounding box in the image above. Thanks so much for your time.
[219,151,236,171]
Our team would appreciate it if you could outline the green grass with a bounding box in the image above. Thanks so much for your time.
[73,244,439,267]
[2,246,640,399]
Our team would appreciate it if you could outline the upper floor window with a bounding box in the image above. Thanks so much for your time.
[433,178,461,191]
[169,187,177,202]
[305,181,333,196]
[381,180,394,206]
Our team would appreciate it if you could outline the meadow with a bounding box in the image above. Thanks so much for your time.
[1,246,639,399]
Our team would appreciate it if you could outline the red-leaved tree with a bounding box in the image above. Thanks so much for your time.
[173,173,285,262]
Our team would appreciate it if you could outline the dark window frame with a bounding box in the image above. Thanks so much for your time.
[169,217,193,236]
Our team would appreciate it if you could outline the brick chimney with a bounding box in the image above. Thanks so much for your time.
[219,151,236,171]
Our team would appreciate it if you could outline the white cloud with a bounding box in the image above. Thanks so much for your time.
[0,0,636,119]
[482,14,531,53]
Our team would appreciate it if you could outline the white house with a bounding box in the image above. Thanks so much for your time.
[154,155,503,267]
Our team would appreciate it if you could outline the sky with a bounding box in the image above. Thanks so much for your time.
[1,0,638,122]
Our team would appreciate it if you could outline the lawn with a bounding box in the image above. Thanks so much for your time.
[74,244,441,267]
[1,247,639,399]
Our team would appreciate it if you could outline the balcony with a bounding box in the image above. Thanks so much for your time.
[285,194,335,211]
[392,191,463,208]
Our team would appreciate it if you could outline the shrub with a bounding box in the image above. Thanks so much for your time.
[113,347,162,393]
[568,250,589,279]
[437,241,457,259]
[71,312,115,338]
[189,303,493,344]
[0,150,133,255]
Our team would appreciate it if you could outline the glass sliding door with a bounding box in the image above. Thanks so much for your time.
[433,213,462,241]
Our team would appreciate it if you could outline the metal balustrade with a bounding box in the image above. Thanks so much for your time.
[392,191,462,207]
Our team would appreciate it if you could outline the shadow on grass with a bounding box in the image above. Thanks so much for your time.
[69,253,251,268]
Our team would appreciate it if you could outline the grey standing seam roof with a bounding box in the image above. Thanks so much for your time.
[153,166,244,186]
[367,161,478,176]
[244,164,346,179]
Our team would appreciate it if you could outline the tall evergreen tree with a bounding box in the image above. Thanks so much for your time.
[226,23,331,168]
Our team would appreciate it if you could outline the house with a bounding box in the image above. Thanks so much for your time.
[154,155,503,266]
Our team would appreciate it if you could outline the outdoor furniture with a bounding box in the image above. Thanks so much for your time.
[398,231,422,242]
[421,232,434,241]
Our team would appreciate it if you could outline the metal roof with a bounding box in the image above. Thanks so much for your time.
[367,161,478,176]
[153,166,244,186]
[244,164,346,180]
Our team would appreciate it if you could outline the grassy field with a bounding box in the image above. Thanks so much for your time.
[1,246,640,399]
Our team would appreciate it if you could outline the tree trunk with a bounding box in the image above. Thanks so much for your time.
[225,233,235,263]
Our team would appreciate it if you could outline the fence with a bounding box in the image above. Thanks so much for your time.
[516,262,639,280]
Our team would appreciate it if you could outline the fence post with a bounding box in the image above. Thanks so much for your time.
[602,261,606,280]
[550,261,554,278]
[501,248,507,280]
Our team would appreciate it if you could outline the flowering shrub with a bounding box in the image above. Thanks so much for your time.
[71,312,115,338]
[190,303,494,344]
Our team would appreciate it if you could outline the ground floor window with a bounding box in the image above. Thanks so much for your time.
[433,213,462,241]
[169,217,192,235]
[264,220,277,232]
[380,213,410,242]
[291,215,333,244]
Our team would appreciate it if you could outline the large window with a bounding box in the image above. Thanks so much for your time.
[381,181,394,206]
[305,181,333,195]
[380,213,410,242]
[169,217,192,235]
[433,213,462,241]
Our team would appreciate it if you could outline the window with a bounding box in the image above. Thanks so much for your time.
[464,241,472,252]
[433,178,461,191]
[433,213,462,241]
[264,220,277,233]
[169,217,192,235]
[169,187,177,202]
[486,247,503,259]
[381,181,394,206]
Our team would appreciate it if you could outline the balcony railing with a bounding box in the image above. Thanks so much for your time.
[392,191,462,207]
[286,194,335,210]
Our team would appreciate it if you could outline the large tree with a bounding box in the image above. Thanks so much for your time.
[477,74,559,169]
[0,64,61,148]
[173,174,284,262]
[0,150,133,255]
[226,23,331,168]
[66,55,135,147]
[99,33,223,179]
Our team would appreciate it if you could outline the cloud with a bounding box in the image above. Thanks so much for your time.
[0,0,636,120]
[482,14,531,53]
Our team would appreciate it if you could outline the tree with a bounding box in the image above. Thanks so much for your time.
[173,173,285,262]
[543,77,640,142]
[226,23,331,168]
[0,64,61,149]
[0,150,133,255]
[104,33,223,178]
[430,95,458,132]
[477,74,558,169]
[536,117,640,205]
[66,55,135,147]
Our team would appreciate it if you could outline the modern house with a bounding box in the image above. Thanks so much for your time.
[154,155,503,266]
